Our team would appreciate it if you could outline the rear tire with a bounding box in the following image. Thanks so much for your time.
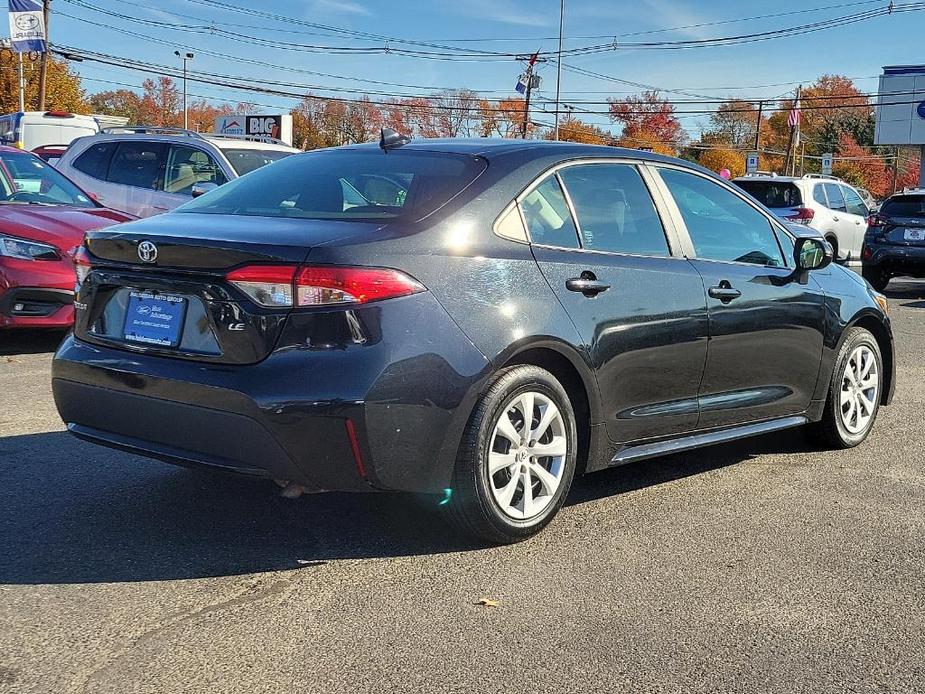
[442,365,578,544]
[810,327,883,449]
[862,266,890,292]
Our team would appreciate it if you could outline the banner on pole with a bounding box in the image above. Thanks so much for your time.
[821,153,833,176]
[8,0,46,53]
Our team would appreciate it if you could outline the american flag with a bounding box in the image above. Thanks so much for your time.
[788,96,802,128]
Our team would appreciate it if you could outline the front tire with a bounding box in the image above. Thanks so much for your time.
[811,327,883,449]
[442,365,578,544]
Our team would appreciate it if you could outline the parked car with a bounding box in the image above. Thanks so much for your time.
[733,173,870,269]
[861,187,925,291]
[32,144,69,165]
[0,146,133,329]
[857,186,879,212]
[0,111,99,151]
[53,139,894,543]
[54,128,301,218]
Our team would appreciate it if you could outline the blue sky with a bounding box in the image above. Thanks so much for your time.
[48,0,925,136]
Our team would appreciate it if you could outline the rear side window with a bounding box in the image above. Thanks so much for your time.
[558,164,669,255]
[813,185,827,206]
[107,142,167,191]
[881,195,925,217]
[73,141,117,180]
[520,176,580,249]
[841,186,867,216]
[177,149,486,220]
[823,183,846,212]
[734,180,802,209]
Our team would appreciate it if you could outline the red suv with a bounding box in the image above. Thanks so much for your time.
[0,146,133,329]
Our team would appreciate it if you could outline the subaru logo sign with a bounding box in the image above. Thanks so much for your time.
[137,241,158,263]
[917,100,925,120]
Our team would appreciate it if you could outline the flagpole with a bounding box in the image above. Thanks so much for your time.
[37,0,50,110]
[17,52,25,112]
[783,85,801,176]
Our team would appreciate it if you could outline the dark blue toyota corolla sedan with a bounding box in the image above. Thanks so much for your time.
[53,137,895,543]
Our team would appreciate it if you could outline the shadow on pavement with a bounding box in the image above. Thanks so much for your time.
[0,427,813,585]
[0,330,65,356]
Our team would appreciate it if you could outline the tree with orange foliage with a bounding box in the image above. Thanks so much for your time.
[481,97,532,139]
[137,77,181,127]
[608,91,684,154]
[549,117,610,145]
[698,147,746,178]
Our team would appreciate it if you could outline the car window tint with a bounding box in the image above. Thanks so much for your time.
[823,183,846,212]
[73,141,117,180]
[107,142,167,191]
[659,168,785,267]
[880,195,925,217]
[520,176,580,249]
[813,185,828,206]
[164,146,227,195]
[177,149,486,221]
[734,180,802,208]
[558,164,669,255]
[841,186,867,216]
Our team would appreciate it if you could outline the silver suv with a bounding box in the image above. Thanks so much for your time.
[734,173,870,270]
[55,127,300,218]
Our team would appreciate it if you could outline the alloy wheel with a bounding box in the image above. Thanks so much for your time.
[487,391,568,520]
[839,345,879,435]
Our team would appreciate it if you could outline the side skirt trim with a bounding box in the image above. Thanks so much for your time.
[609,415,808,466]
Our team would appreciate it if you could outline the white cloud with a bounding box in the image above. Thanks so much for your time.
[311,0,373,16]
[449,0,553,27]
[640,0,716,40]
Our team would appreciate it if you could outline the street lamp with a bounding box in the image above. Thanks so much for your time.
[174,51,194,129]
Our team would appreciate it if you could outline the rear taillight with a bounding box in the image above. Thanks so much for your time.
[73,245,92,285]
[226,265,425,308]
[866,214,886,229]
[785,207,815,224]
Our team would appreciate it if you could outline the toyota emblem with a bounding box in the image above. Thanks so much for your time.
[137,241,158,263]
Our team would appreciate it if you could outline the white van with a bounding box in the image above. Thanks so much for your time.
[0,111,99,152]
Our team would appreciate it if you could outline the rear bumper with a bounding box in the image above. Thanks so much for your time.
[863,244,925,274]
[52,292,491,493]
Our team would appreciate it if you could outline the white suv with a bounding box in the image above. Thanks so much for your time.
[55,127,300,218]
[734,173,870,269]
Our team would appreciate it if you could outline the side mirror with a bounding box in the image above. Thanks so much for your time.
[795,237,833,271]
[191,182,219,198]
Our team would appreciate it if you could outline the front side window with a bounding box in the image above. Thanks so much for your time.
[164,145,227,195]
[519,176,580,249]
[73,141,117,181]
[823,183,846,212]
[841,186,868,217]
[659,167,785,267]
[221,148,293,176]
[558,164,669,256]
[107,142,167,191]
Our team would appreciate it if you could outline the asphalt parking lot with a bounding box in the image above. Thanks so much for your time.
[1,280,923,694]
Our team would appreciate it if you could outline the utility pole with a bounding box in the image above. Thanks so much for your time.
[174,51,194,129]
[891,146,899,195]
[37,0,51,110]
[754,100,763,152]
[783,85,801,176]
[553,0,565,140]
[18,52,24,112]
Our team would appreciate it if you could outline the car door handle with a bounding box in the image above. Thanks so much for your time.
[708,284,742,303]
[566,277,610,297]
[832,215,840,221]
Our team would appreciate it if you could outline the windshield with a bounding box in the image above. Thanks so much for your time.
[221,148,295,176]
[734,180,803,209]
[881,195,925,218]
[0,151,95,207]
[177,148,488,221]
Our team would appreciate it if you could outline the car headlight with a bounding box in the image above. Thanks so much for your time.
[873,292,890,315]
[0,234,60,261]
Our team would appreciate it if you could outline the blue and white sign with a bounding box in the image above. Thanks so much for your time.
[7,0,46,53]
[821,153,834,176]
[917,100,925,120]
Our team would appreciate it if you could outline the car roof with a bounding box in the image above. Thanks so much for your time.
[79,131,298,151]
[339,138,693,167]
[202,136,298,152]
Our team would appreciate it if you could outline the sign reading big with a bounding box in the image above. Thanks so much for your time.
[214,114,293,146]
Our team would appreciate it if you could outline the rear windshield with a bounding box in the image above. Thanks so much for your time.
[177,148,487,220]
[734,180,803,208]
[880,195,925,218]
[221,148,294,176]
